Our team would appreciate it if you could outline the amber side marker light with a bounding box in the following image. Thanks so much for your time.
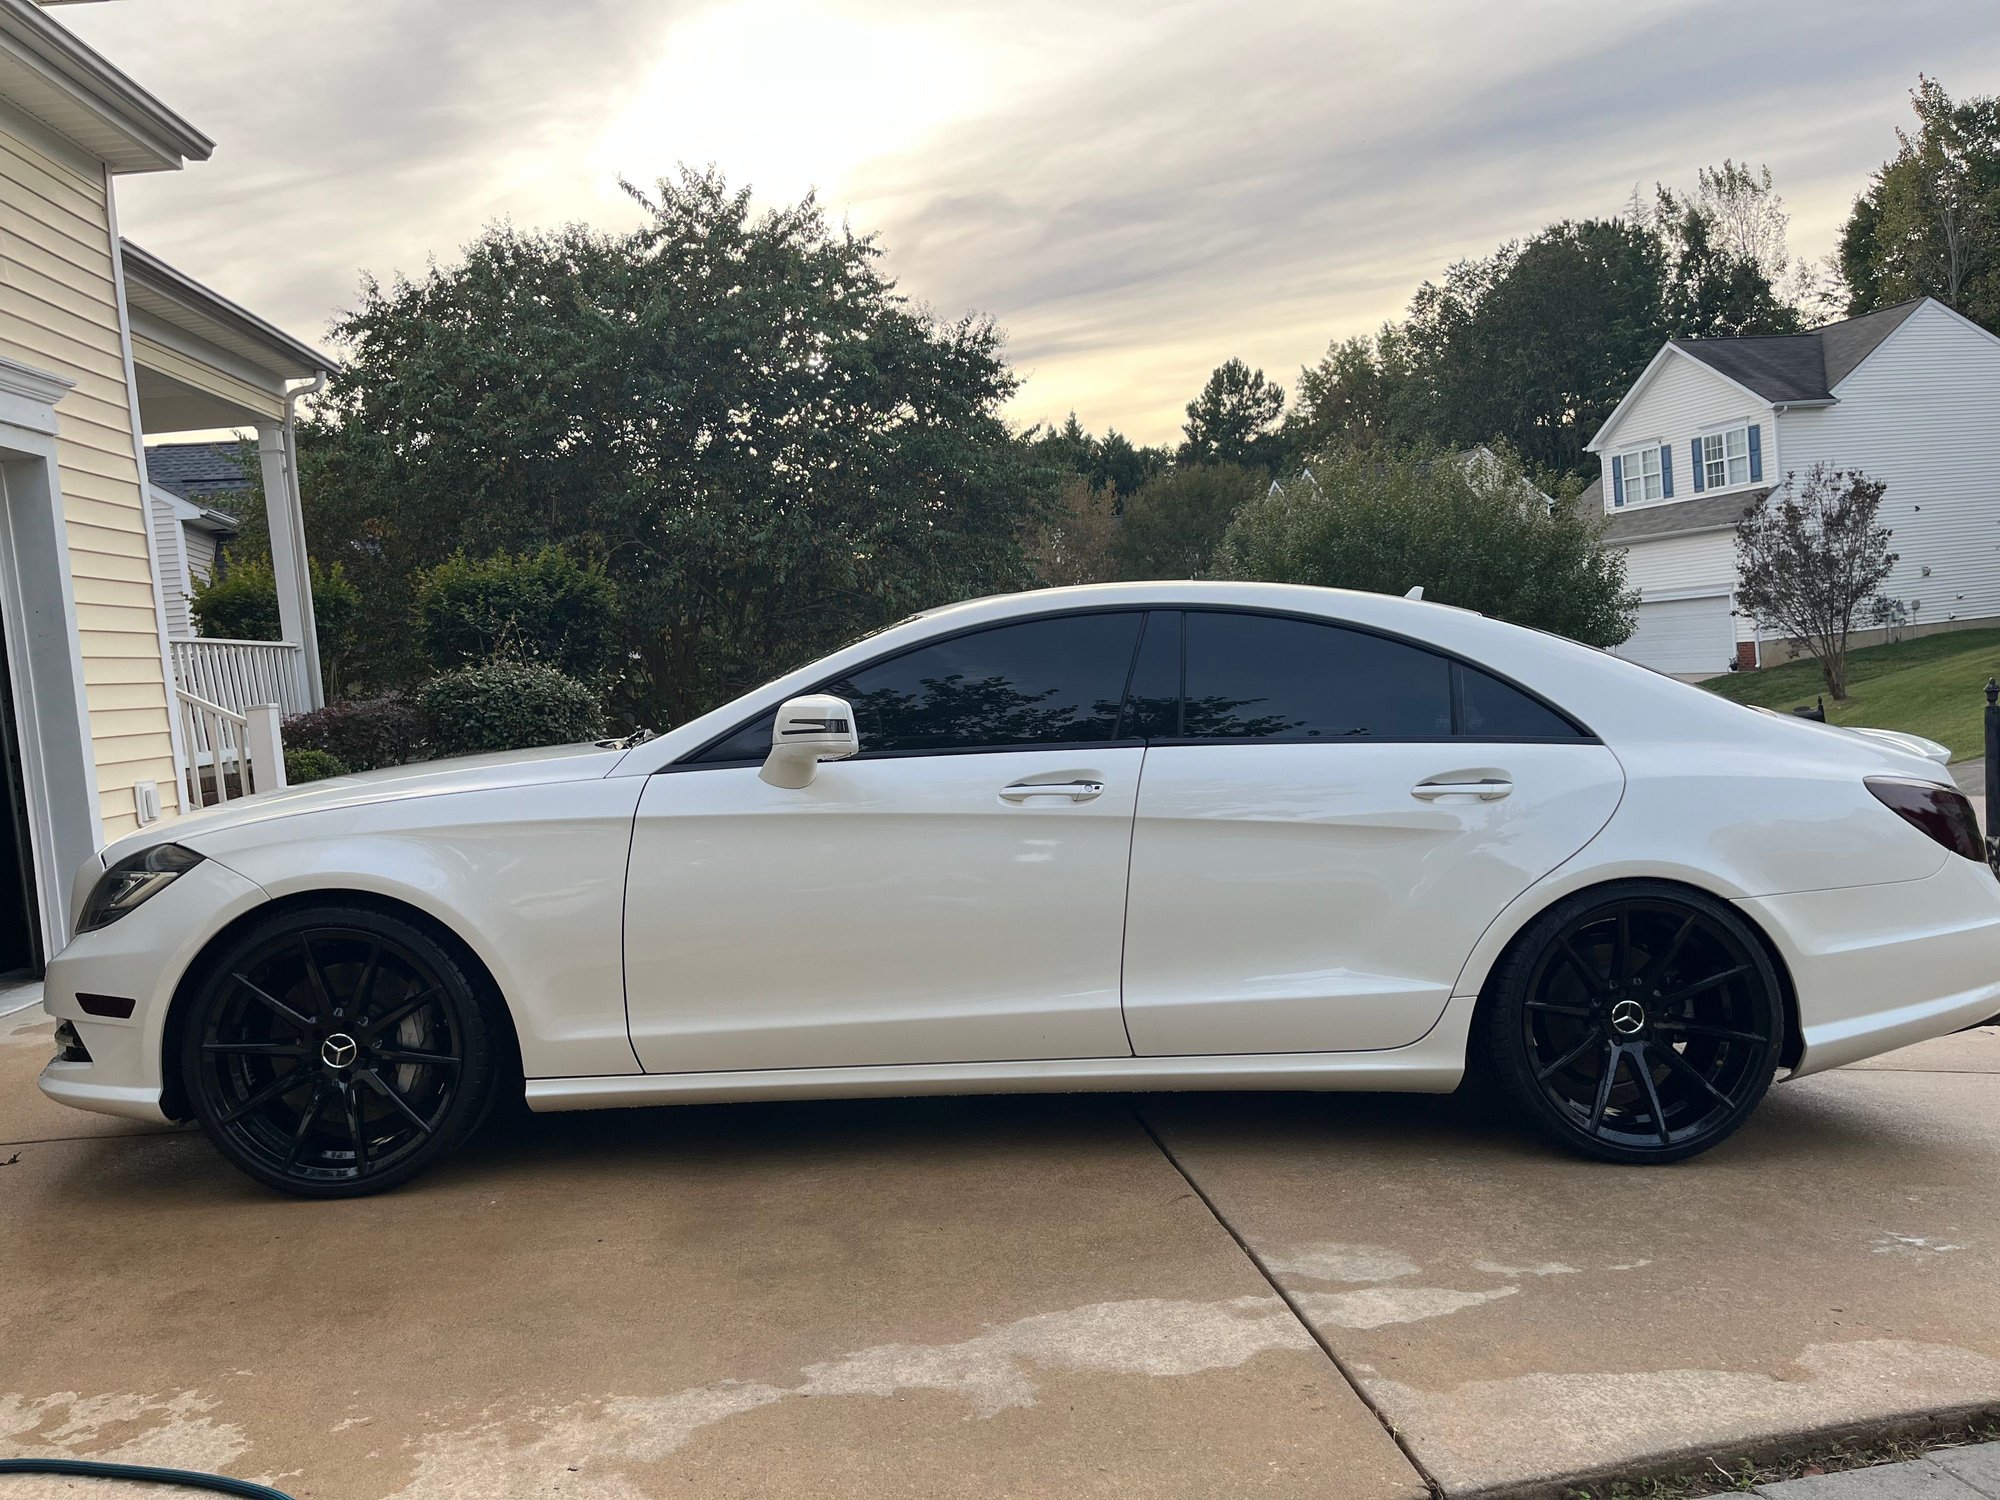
[1866,776,1987,864]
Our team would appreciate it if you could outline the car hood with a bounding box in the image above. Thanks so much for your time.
[108,741,631,864]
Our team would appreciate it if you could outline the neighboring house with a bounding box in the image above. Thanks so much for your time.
[0,0,331,975]
[1583,297,2000,677]
[146,440,250,637]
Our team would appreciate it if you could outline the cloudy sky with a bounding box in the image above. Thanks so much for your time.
[66,0,2000,445]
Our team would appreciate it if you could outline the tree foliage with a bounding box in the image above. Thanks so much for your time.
[1735,464,1898,700]
[1025,412,1167,498]
[190,557,361,691]
[1112,463,1262,579]
[1840,77,2000,329]
[415,545,619,681]
[1020,474,1120,588]
[419,660,607,758]
[300,167,1040,726]
[1179,358,1285,469]
[1215,444,1634,647]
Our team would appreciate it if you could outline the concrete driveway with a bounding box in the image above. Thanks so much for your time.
[3,1004,1998,1499]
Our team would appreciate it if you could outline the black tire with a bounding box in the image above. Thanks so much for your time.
[179,903,503,1197]
[1479,881,1784,1164]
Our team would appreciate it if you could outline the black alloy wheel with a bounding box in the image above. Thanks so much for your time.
[181,905,501,1197]
[1481,882,1783,1163]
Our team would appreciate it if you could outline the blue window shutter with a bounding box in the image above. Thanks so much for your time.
[1748,423,1763,482]
[1660,444,1674,498]
[1611,454,1624,507]
[1691,438,1705,492]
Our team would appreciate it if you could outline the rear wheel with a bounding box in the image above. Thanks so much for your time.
[179,905,501,1197]
[1481,883,1783,1164]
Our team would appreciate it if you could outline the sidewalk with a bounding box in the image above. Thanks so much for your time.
[1762,1439,2000,1498]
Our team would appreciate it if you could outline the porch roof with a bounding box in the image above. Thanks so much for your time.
[122,240,338,433]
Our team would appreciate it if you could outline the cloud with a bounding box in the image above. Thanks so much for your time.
[66,0,2000,443]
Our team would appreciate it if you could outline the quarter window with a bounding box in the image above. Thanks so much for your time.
[1619,445,1664,504]
[1181,612,1452,740]
[1702,426,1751,489]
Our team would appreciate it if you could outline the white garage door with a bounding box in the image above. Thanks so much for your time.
[1614,595,1736,677]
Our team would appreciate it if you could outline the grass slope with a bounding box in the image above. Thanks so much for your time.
[1701,628,2000,762]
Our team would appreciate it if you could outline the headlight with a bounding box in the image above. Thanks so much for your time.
[75,844,204,935]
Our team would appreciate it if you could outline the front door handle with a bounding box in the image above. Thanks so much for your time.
[1000,780,1105,803]
[1412,777,1513,802]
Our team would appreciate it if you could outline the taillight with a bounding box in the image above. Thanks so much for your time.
[1866,776,1987,863]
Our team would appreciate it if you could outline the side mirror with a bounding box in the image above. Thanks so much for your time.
[759,694,861,788]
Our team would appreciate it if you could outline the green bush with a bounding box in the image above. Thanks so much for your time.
[283,696,427,771]
[191,559,280,640]
[415,547,619,681]
[418,660,606,759]
[284,747,351,783]
[191,557,365,688]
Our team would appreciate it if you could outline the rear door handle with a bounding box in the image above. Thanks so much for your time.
[1412,777,1513,802]
[1000,780,1105,803]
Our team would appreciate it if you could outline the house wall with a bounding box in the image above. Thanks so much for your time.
[1594,351,1776,514]
[148,492,191,638]
[0,98,180,840]
[1615,530,1755,643]
[1777,300,2000,633]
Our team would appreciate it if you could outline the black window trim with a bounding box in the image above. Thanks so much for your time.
[661,602,1598,771]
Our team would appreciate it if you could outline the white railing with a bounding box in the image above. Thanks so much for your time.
[177,690,286,809]
[170,638,310,721]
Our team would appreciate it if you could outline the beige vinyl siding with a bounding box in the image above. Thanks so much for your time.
[0,109,178,839]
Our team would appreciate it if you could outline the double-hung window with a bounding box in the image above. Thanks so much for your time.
[1618,444,1664,504]
[1702,426,1751,490]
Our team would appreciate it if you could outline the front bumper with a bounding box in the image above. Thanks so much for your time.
[37,855,269,1123]
[1742,852,2000,1077]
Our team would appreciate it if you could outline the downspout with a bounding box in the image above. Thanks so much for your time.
[281,373,326,707]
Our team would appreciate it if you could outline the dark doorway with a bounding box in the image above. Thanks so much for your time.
[0,620,41,980]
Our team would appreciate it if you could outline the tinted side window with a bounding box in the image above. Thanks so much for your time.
[1118,611,1181,740]
[1182,612,1452,740]
[827,612,1143,753]
[1456,665,1581,739]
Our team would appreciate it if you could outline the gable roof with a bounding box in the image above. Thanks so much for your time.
[0,0,211,172]
[145,440,253,501]
[1670,298,1926,403]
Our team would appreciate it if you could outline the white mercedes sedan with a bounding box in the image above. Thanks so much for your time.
[38,582,2000,1196]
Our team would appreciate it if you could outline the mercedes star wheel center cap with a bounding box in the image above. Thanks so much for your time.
[321,1033,359,1069]
[1609,999,1646,1036]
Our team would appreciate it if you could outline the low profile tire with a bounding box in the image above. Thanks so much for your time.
[179,904,502,1197]
[1479,882,1784,1165]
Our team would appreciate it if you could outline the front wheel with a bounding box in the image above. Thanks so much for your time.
[1479,883,1784,1164]
[179,905,502,1197]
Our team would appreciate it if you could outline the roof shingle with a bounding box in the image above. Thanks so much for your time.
[1670,298,1926,403]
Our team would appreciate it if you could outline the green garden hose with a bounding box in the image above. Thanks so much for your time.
[0,1456,295,1498]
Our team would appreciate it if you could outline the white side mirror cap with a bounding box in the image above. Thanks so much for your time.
[760,694,861,788]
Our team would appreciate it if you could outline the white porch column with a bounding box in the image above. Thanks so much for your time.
[255,423,322,708]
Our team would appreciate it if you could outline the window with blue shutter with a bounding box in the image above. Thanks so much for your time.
[1748,423,1763,482]
[1691,438,1706,492]
[1611,454,1624,507]
[1660,444,1674,498]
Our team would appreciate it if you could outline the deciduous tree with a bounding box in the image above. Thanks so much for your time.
[1735,464,1897,700]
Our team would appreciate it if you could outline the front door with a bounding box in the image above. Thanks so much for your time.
[1121,610,1624,1056]
[623,611,1153,1073]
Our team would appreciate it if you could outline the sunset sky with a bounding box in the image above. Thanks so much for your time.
[67,0,2000,445]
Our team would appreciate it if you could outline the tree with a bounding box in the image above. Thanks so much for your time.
[1113,464,1261,579]
[1179,358,1285,468]
[415,545,620,680]
[299,167,1040,725]
[1020,474,1119,587]
[1024,413,1167,496]
[190,557,362,694]
[1840,78,2000,329]
[1214,444,1634,647]
[1734,464,1897,700]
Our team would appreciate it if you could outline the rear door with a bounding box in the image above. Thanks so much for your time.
[1120,609,1625,1056]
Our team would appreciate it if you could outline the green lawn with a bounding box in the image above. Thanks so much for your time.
[1701,628,2000,762]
